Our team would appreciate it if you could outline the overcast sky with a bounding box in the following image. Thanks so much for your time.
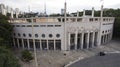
[0,0,120,14]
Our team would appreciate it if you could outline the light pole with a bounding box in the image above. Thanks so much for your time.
[31,18,38,67]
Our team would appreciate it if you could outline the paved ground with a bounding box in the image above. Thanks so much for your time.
[14,39,120,67]
[69,53,120,67]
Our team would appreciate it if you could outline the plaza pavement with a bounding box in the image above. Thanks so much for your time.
[16,39,120,67]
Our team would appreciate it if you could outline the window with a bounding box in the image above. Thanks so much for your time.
[56,34,60,38]
[47,25,53,27]
[40,25,46,27]
[58,18,61,22]
[89,18,93,21]
[103,18,106,21]
[23,33,26,37]
[77,18,82,22]
[16,25,20,27]
[49,34,53,38]
[18,33,21,37]
[27,25,32,27]
[21,25,25,27]
[95,18,98,21]
[35,34,38,37]
[29,34,32,37]
[55,25,61,27]
[102,31,104,34]
[42,34,45,38]
[13,33,16,36]
[105,30,107,33]
[34,25,39,27]
[12,25,15,27]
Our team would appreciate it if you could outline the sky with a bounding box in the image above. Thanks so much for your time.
[0,0,120,14]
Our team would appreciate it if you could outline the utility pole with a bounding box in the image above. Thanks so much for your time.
[64,0,67,51]
[98,1,104,46]
[31,18,38,67]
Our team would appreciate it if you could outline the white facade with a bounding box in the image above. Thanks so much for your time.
[11,16,115,51]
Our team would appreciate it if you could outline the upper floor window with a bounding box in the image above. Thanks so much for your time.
[56,34,60,38]
[34,25,39,27]
[102,31,104,34]
[49,34,53,38]
[18,33,21,37]
[16,25,20,27]
[21,25,25,27]
[29,34,32,37]
[89,18,93,21]
[23,33,26,37]
[27,25,32,27]
[55,25,61,27]
[35,34,38,37]
[13,33,16,36]
[42,34,45,38]
[40,25,46,27]
[95,18,98,21]
[47,25,53,27]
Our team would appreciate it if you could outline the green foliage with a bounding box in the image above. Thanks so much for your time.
[21,50,33,62]
[0,14,13,47]
[113,17,120,38]
[0,47,20,67]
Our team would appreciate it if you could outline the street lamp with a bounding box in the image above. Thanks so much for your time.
[31,18,38,67]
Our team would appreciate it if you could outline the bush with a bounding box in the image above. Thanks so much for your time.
[21,50,33,62]
[0,47,20,67]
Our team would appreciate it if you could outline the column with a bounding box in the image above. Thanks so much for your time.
[92,32,95,48]
[108,33,111,41]
[54,39,56,50]
[80,33,84,49]
[107,34,109,43]
[104,35,106,44]
[101,35,104,44]
[68,32,71,50]
[105,35,107,44]
[110,33,112,40]
[103,35,105,44]
[22,39,24,49]
[17,38,20,48]
[75,31,78,50]
[95,32,98,46]
[27,39,30,50]
[87,32,90,49]
[47,40,49,50]
[40,40,42,50]
[13,38,16,47]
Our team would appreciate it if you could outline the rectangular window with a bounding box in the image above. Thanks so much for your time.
[16,25,20,27]
[21,25,25,27]
[89,18,93,22]
[47,25,53,27]
[95,18,98,21]
[40,25,46,27]
[27,25,32,27]
[77,18,82,22]
[34,25,39,27]
[55,25,61,27]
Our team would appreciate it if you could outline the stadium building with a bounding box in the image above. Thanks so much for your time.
[9,3,115,51]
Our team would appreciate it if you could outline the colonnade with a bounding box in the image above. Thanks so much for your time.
[101,33,112,45]
[13,38,61,50]
[68,31,98,50]
[12,31,112,51]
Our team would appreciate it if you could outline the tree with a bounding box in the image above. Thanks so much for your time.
[0,14,13,48]
[21,50,33,62]
[0,47,20,67]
